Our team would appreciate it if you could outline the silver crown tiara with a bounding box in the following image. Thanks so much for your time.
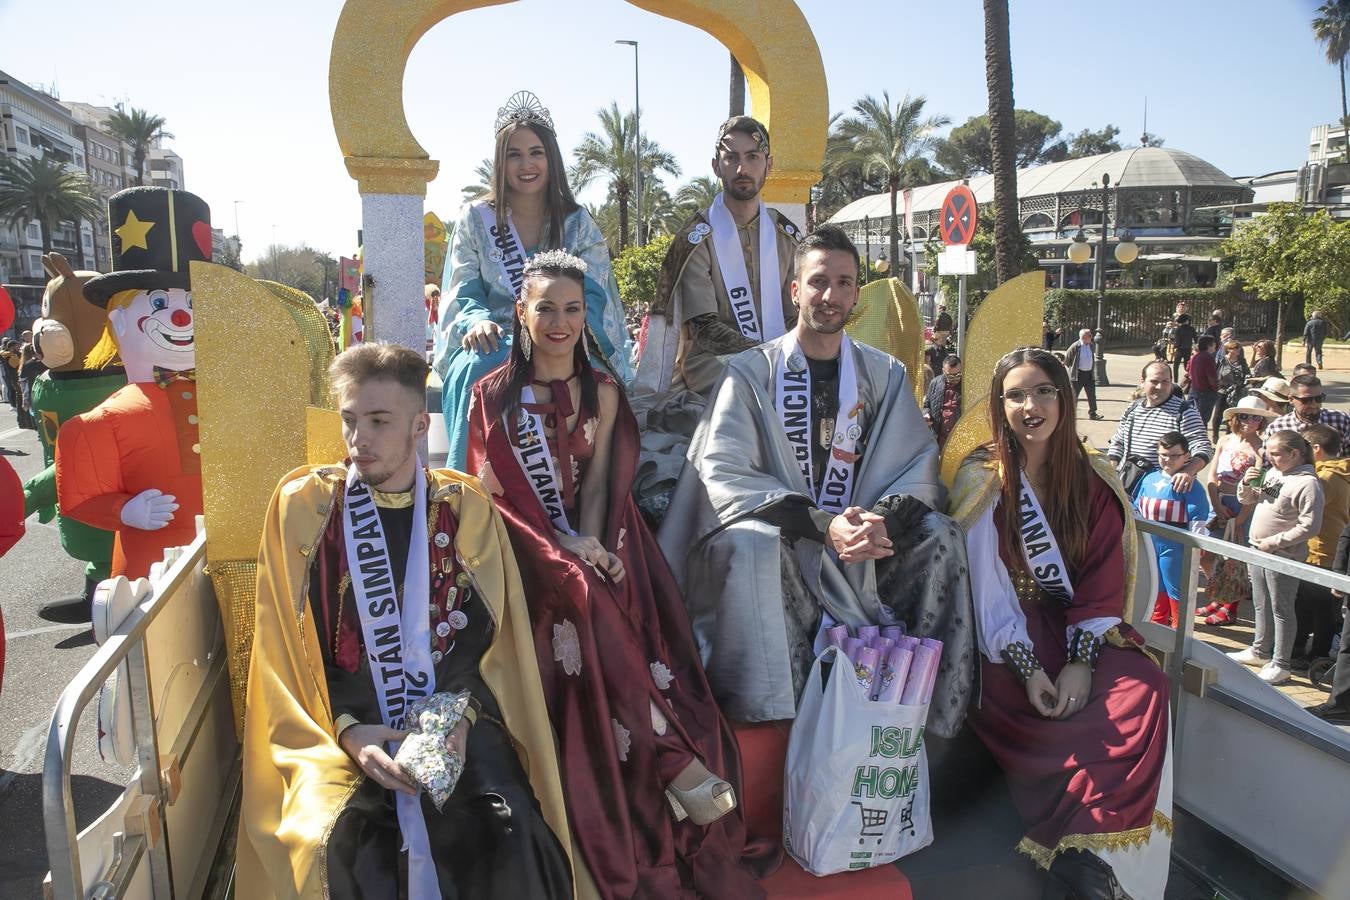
[523,248,588,275]
[495,91,555,134]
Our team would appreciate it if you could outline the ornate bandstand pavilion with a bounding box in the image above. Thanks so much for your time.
[826,147,1254,291]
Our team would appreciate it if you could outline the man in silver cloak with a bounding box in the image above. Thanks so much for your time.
[658,227,974,737]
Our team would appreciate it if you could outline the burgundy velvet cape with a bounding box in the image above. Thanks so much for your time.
[467,370,777,899]
[968,474,1170,858]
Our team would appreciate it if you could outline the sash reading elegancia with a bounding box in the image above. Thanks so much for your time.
[775,334,861,516]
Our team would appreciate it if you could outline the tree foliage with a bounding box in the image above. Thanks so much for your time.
[1218,204,1350,354]
[830,91,948,279]
[461,158,493,204]
[0,153,102,267]
[104,106,173,188]
[1065,125,1123,158]
[612,234,672,311]
[245,244,336,301]
[571,104,679,251]
[934,109,1069,178]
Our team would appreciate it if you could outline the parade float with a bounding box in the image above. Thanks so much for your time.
[38,2,1350,898]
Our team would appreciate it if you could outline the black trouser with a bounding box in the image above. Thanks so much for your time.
[1073,370,1097,415]
[1191,389,1219,434]
[1294,580,1343,660]
[1307,340,1325,367]
[1331,599,1350,708]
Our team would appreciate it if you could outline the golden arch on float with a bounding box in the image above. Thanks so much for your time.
[328,0,828,202]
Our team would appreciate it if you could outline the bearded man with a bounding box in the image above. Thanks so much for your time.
[657,226,973,736]
[238,342,575,900]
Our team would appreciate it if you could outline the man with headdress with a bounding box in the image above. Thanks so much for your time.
[55,187,209,579]
[658,226,973,735]
[238,342,575,900]
[631,116,802,518]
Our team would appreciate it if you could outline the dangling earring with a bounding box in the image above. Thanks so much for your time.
[520,328,533,360]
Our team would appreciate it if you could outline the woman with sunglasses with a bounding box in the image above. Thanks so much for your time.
[1198,397,1278,625]
[1213,339,1250,440]
[949,347,1172,900]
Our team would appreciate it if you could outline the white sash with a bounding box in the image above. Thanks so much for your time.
[343,462,437,900]
[506,386,576,536]
[475,201,529,299]
[707,193,784,343]
[1016,474,1075,605]
[775,334,861,517]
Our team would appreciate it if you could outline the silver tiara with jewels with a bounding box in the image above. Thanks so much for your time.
[495,91,555,134]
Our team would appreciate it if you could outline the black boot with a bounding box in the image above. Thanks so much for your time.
[38,576,99,623]
[1042,848,1127,900]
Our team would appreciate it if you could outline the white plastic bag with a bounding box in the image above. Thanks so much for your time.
[783,645,932,875]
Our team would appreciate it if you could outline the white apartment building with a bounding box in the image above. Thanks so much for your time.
[0,70,95,283]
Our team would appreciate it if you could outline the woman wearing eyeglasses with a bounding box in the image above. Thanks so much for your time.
[1212,339,1251,441]
[948,347,1172,900]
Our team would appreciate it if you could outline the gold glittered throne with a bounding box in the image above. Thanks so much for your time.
[191,261,344,734]
[937,270,1047,487]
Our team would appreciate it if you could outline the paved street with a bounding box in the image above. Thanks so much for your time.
[0,404,132,900]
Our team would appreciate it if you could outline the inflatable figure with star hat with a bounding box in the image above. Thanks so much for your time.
[20,253,128,616]
[56,187,211,579]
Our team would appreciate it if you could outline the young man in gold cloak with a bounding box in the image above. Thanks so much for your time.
[237,342,577,899]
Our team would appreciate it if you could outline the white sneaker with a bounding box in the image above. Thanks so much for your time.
[1227,647,1270,667]
[1257,663,1291,685]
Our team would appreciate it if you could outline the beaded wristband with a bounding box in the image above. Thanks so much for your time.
[1067,628,1102,670]
[1000,641,1042,684]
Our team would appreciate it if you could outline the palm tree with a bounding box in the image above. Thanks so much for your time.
[105,106,173,187]
[831,92,949,280]
[461,158,493,204]
[0,154,103,269]
[571,103,679,251]
[984,0,1020,284]
[1313,1,1350,164]
[674,176,721,221]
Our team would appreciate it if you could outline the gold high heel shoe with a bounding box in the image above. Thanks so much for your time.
[665,762,736,825]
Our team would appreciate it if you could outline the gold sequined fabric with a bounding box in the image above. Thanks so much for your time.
[209,559,259,738]
[1012,570,1043,606]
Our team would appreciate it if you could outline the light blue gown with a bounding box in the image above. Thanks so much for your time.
[432,202,633,469]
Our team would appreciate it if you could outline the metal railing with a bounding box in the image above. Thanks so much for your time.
[1133,517,1350,762]
[43,536,210,900]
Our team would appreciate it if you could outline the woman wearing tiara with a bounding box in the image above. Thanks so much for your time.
[467,251,773,899]
[949,348,1172,900]
[434,91,632,470]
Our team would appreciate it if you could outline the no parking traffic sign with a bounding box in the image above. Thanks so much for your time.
[939,185,978,247]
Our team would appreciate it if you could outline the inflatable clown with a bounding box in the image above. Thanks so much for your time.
[22,253,127,613]
[56,187,211,579]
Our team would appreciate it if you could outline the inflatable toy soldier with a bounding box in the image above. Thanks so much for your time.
[57,187,212,579]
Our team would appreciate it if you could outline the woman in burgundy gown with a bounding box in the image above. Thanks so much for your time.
[467,250,774,899]
[949,348,1172,900]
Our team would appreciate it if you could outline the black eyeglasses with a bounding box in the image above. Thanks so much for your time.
[1292,394,1327,404]
[1235,414,1266,424]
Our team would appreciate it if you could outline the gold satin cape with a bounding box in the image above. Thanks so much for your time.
[235,465,576,899]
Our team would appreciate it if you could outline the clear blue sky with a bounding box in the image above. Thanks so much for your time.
[0,0,1338,267]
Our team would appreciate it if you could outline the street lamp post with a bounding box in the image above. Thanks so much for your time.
[616,40,641,247]
[1067,173,1137,386]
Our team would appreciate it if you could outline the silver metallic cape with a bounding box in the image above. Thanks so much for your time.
[659,334,972,732]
